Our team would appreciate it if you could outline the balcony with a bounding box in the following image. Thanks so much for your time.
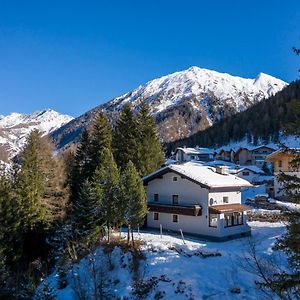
[148,202,202,216]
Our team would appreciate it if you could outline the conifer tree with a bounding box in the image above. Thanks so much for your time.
[70,129,92,201]
[121,161,147,246]
[136,103,165,176]
[0,170,20,266]
[72,178,103,244]
[89,111,112,172]
[113,104,140,170]
[17,130,47,229]
[95,148,122,242]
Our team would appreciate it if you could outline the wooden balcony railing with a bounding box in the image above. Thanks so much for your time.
[148,202,202,216]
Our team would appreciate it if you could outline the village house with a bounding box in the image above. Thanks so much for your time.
[229,166,266,184]
[234,148,252,165]
[251,146,275,168]
[266,149,300,198]
[143,162,252,241]
[215,149,235,162]
[174,147,214,162]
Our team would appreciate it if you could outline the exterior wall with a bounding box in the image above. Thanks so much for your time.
[146,171,208,206]
[251,147,274,167]
[147,212,220,237]
[147,211,250,239]
[235,170,257,183]
[208,190,241,205]
[235,149,252,165]
[272,154,300,173]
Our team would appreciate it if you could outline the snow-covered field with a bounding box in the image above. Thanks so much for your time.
[43,221,288,300]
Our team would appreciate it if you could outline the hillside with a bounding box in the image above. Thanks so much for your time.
[167,80,300,153]
[50,66,286,151]
[0,109,73,161]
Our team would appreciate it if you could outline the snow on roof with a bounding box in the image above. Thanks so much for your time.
[143,161,252,188]
[231,165,265,175]
[266,148,300,160]
[176,147,214,155]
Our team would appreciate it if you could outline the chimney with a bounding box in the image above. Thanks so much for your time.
[216,166,228,175]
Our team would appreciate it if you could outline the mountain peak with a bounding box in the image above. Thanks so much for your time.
[0,109,73,159]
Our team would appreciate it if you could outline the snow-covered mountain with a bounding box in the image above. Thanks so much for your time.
[51,66,287,150]
[0,109,73,161]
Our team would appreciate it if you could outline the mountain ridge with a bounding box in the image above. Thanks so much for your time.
[50,66,287,150]
[0,109,73,161]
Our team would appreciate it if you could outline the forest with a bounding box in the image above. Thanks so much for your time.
[167,80,300,153]
[0,103,164,299]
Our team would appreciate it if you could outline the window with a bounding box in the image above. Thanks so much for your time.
[190,155,195,160]
[278,160,283,168]
[154,194,159,202]
[242,171,250,176]
[223,196,229,203]
[173,176,178,182]
[209,198,214,205]
[153,212,159,220]
[172,214,178,223]
[209,214,218,227]
[224,212,243,227]
[224,213,232,227]
[172,195,179,205]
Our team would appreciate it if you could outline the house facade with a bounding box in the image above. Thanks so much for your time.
[174,147,214,162]
[234,148,252,165]
[266,149,300,198]
[143,162,252,241]
[229,166,265,184]
[251,146,275,168]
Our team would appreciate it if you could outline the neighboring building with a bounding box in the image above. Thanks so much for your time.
[143,162,252,241]
[266,149,300,198]
[174,147,214,162]
[229,166,266,184]
[215,149,235,162]
[234,148,252,165]
[251,146,275,168]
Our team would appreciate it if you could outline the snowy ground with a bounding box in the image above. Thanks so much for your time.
[42,221,288,300]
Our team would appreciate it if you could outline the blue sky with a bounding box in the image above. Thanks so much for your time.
[0,0,299,117]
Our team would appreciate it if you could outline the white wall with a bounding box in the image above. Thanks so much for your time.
[147,172,208,206]
[208,190,241,206]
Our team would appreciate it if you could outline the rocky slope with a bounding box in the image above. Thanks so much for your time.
[0,109,73,161]
[51,66,287,150]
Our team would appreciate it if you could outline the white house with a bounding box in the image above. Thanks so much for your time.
[174,147,214,162]
[143,162,252,241]
[229,166,266,184]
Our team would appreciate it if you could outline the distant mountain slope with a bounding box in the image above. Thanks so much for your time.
[0,109,73,160]
[51,66,287,150]
[167,80,300,153]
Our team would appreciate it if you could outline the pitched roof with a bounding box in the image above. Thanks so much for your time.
[266,148,300,161]
[143,162,252,189]
[175,147,214,155]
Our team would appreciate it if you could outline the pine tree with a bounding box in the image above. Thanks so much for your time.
[89,111,112,172]
[17,130,47,229]
[70,129,92,201]
[72,178,103,244]
[136,103,165,176]
[121,161,147,246]
[113,104,140,170]
[95,148,122,242]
